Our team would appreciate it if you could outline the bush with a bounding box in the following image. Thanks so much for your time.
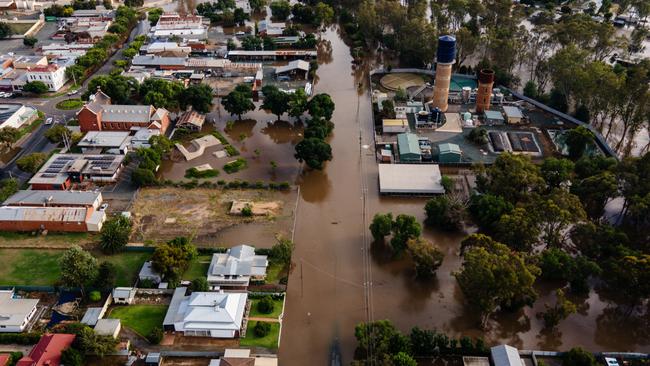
[253,321,272,337]
[223,158,248,174]
[224,145,239,156]
[16,152,47,173]
[467,128,488,145]
[190,278,209,292]
[184,167,220,179]
[241,205,253,217]
[257,296,275,314]
[88,290,101,302]
[147,327,164,344]
[0,332,42,345]
[23,81,49,94]
[60,347,84,366]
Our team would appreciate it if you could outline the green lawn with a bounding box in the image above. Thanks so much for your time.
[98,252,150,287]
[0,248,149,287]
[7,22,34,35]
[108,304,168,337]
[240,321,280,349]
[183,254,211,281]
[265,262,287,284]
[55,99,83,110]
[249,298,284,319]
[0,249,63,286]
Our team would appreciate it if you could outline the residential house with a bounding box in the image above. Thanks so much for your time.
[210,349,278,366]
[0,289,39,333]
[77,88,170,133]
[163,287,247,338]
[16,334,75,366]
[112,287,136,304]
[207,245,268,289]
[176,108,205,131]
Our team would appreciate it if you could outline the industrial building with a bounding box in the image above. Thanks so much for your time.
[77,131,131,154]
[3,190,103,209]
[438,143,462,163]
[378,164,445,195]
[503,106,524,124]
[28,153,125,190]
[484,110,505,124]
[226,50,317,61]
[0,205,106,232]
[397,133,421,162]
[382,119,408,134]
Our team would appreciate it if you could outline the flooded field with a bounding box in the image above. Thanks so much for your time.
[130,187,297,246]
[278,27,650,366]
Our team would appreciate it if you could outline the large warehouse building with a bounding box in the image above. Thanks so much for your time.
[378,164,445,195]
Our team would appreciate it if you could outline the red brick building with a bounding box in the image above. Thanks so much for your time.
[77,89,170,133]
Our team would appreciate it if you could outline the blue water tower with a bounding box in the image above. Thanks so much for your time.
[436,35,457,64]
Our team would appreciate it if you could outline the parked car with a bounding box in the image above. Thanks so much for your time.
[45,117,53,125]
[4,92,13,98]
[67,89,79,96]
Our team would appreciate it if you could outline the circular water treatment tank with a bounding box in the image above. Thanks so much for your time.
[436,35,456,64]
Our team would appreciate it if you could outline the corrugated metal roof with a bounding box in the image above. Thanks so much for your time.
[491,345,523,366]
[101,105,153,123]
[397,133,421,156]
[3,190,101,206]
[0,206,89,222]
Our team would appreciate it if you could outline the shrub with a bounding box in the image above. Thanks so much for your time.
[147,327,164,344]
[257,296,275,314]
[60,347,83,366]
[223,158,248,174]
[190,278,209,292]
[0,332,42,345]
[184,167,219,179]
[224,145,240,156]
[88,290,101,302]
[253,321,272,337]
[241,205,253,217]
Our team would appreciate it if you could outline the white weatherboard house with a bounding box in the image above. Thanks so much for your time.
[163,287,247,338]
[207,245,268,288]
[0,289,39,332]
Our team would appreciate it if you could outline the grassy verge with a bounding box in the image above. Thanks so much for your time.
[183,254,212,281]
[240,321,280,349]
[55,99,83,110]
[95,251,150,287]
[265,262,287,284]
[108,304,168,337]
[249,298,284,319]
[7,22,34,34]
[223,158,247,174]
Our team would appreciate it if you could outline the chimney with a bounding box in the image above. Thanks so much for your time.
[431,35,456,112]
[476,69,495,113]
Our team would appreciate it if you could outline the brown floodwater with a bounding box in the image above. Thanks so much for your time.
[278,27,650,366]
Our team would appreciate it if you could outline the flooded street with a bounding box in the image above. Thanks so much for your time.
[279,27,650,365]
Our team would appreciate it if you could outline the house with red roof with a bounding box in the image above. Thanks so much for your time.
[16,334,75,366]
[0,354,10,366]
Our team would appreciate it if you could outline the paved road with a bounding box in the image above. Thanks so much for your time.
[0,19,150,182]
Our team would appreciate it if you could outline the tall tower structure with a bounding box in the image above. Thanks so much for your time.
[431,35,456,112]
[476,69,495,113]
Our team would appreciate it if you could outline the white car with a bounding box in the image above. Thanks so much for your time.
[67,89,79,96]
[45,117,53,125]
[4,92,12,98]
[0,92,6,98]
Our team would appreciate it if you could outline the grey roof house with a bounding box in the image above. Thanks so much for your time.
[0,289,39,333]
[207,245,268,288]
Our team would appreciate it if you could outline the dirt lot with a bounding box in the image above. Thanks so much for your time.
[130,187,297,247]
